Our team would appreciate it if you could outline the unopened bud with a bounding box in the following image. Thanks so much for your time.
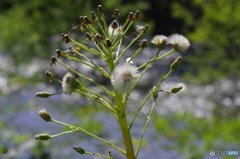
[97,5,105,13]
[61,33,71,44]
[38,109,52,122]
[139,39,147,49]
[111,20,118,29]
[35,91,52,98]
[106,38,112,47]
[112,9,120,18]
[73,146,86,155]
[126,12,134,21]
[95,34,104,43]
[35,134,51,140]
[50,56,57,67]
[83,16,91,25]
[170,86,183,93]
[133,10,140,20]
[170,56,183,71]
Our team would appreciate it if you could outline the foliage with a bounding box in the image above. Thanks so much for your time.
[155,112,240,159]
[171,0,240,83]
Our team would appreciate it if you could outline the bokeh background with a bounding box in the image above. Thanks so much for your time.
[1,0,240,159]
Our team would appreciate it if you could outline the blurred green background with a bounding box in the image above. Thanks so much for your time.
[1,0,240,159]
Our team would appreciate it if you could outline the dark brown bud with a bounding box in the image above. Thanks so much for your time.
[133,10,140,20]
[170,56,183,71]
[139,39,147,49]
[83,16,91,25]
[126,12,134,21]
[106,38,112,47]
[38,109,52,122]
[73,146,86,155]
[50,56,57,67]
[97,5,105,13]
[95,34,104,43]
[112,9,120,18]
[62,33,71,44]
[35,134,51,141]
[55,49,63,58]
[111,20,118,29]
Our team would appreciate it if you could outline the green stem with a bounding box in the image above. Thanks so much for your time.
[115,30,144,63]
[135,95,156,157]
[64,51,110,79]
[129,69,174,130]
[138,49,175,69]
[70,39,104,58]
[85,151,110,159]
[74,89,117,114]
[56,60,114,97]
[52,119,125,155]
[115,90,135,159]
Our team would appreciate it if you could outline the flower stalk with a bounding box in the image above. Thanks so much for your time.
[35,4,190,159]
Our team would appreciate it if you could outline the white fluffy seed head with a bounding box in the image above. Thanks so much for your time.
[167,34,191,52]
[111,63,139,94]
[62,72,79,95]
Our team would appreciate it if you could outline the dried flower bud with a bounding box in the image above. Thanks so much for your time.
[45,71,55,82]
[83,16,91,25]
[111,20,118,29]
[91,11,98,22]
[73,146,86,155]
[133,10,140,20]
[38,109,52,122]
[171,86,183,93]
[170,56,183,71]
[36,91,52,98]
[112,9,120,18]
[50,56,57,66]
[35,134,51,141]
[55,49,63,58]
[133,25,149,35]
[95,34,104,43]
[139,39,147,49]
[97,5,105,13]
[106,38,112,47]
[62,33,71,44]
[62,72,80,95]
[126,12,134,21]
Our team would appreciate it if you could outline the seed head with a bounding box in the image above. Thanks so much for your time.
[167,34,190,52]
[62,72,80,95]
[111,63,139,94]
